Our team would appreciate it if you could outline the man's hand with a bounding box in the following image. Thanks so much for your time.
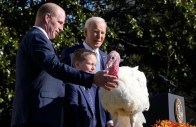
[93,70,118,91]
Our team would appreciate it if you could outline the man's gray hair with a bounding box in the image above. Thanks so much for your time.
[84,17,107,29]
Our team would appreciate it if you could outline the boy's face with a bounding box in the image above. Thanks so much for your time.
[75,54,97,74]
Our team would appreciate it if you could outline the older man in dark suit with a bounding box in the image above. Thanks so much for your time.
[11,3,117,127]
[61,17,114,127]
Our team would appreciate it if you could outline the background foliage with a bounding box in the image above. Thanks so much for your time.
[0,0,196,126]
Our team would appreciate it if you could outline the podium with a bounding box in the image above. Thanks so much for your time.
[143,93,186,127]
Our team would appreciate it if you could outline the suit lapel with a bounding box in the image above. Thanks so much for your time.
[50,42,57,54]
[99,50,107,70]
[79,86,94,115]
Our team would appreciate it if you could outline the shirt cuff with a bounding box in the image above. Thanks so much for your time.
[107,120,113,124]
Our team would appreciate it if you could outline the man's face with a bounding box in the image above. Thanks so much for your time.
[85,21,106,50]
[46,9,65,39]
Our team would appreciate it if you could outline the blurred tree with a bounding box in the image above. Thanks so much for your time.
[0,12,19,127]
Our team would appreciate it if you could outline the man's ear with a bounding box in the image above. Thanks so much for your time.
[45,13,50,24]
[84,28,87,37]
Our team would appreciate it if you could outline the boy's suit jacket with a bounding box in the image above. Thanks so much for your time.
[60,43,112,127]
[64,83,97,127]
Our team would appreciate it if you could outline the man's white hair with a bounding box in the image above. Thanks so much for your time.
[84,17,107,29]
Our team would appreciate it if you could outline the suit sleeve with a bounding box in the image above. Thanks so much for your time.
[64,84,81,127]
[30,34,92,88]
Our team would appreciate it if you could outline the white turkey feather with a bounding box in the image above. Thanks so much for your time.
[100,66,150,127]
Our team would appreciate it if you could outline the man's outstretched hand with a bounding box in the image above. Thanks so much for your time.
[93,70,118,91]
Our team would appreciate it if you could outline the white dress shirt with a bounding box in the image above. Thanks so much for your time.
[33,26,49,39]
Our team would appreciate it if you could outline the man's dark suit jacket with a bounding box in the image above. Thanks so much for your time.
[60,43,112,127]
[11,27,95,127]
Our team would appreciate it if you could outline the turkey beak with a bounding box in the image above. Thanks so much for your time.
[106,61,112,69]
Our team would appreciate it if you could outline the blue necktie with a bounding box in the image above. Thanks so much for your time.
[86,88,97,127]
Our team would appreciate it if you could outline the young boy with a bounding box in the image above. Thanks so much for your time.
[64,48,103,127]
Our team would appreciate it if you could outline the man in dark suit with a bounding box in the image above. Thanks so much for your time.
[61,17,113,127]
[11,3,117,127]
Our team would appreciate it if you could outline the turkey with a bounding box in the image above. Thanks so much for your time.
[100,51,150,127]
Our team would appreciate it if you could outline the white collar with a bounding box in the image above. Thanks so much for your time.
[83,42,99,53]
[33,26,49,39]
